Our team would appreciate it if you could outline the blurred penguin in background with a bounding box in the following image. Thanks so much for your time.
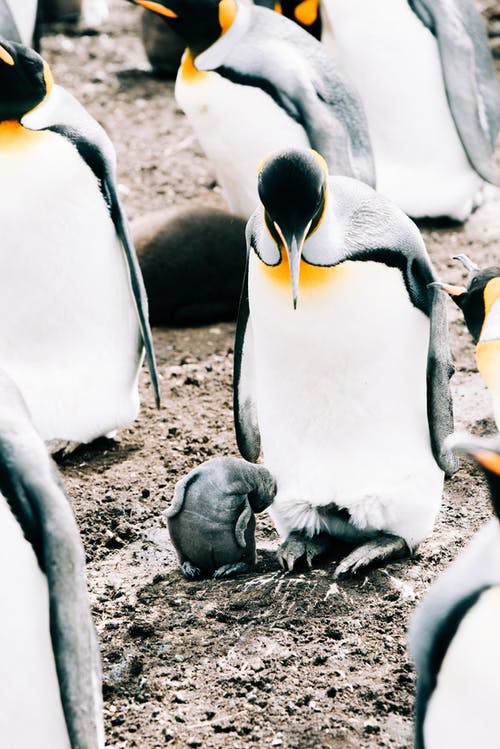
[127,0,375,219]
[0,37,160,451]
[0,368,104,749]
[439,254,500,427]
[0,0,40,48]
[318,0,500,220]
[410,431,500,749]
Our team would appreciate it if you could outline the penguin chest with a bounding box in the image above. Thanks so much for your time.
[175,60,310,218]
[321,0,482,218]
[423,587,500,749]
[248,257,442,542]
[0,126,141,442]
[0,493,71,748]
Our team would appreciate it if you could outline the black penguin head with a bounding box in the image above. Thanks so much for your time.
[447,433,500,519]
[0,38,53,122]
[258,148,328,308]
[439,256,500,343]
[126,0,237,55]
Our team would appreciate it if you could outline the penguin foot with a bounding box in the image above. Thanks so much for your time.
[277,532,331,572]
[181,562,202,580]
[213,562,253,579]
[47,439,81,457]
[334,534,409,578]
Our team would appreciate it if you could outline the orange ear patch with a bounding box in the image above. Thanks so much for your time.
[294,0,318,25]
[219,0,237,34]
[484,277,500,317]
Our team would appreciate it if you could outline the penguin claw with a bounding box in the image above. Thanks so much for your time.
[334,535,409,578]
[213,562,253,579]
[181,562,202,580]
[47,439,81,457]
[276,532,330,572]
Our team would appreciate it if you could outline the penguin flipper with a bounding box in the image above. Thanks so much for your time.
[0,0,22,42]
[21,86,161,408]
[165,472,197,519]
[234,257,261,462]
[0,371,104,749]
[410,0,500,184]
[427,285,459,476]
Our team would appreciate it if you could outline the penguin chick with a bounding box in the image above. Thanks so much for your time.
[235,147,457,577]
[0,368,104,749]
[410,431,500,749]
[141,8,184,78]
[126,0,375,218]
[318,0,500,220]
[439,255,500,428]
[166,457,277,579]
[0,37,160,445]
[132,205,247,325]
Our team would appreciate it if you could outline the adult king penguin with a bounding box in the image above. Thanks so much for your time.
[439,255,500,428]
[320,0,500,221]
[410,432,500,749]
[127,0,375,219]
[235,148,457,576]
[0,0,39,48]
[0,38,160,447]
[0,368,104,748]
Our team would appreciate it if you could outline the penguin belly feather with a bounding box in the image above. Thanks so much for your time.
[0,126,141,443]
[0,492,71,749]
[322,0,485,219]
[175,63,310,218]
[249,256,443,547]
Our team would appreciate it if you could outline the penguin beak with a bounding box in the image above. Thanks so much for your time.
[445,433,500,475]
[0,44,14,66]
[274,222,310,309]
[126,0,178,18]
[430,281,467,297]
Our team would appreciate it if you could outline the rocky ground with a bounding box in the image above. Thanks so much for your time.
[38,2,500,747]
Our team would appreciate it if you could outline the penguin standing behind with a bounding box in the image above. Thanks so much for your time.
[410,432,500,749]
[0,38,159,447]
[127,0,375,219]
[0,0,39,48]
[319,0,500,220]
[235,148,457,576]
[0,368,104,748]
[439,255,500,428]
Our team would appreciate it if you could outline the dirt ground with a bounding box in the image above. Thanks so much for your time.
[38,2,500,747]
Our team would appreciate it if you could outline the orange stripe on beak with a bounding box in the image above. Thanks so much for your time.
[133,0,177,18]
[0,45,14,66]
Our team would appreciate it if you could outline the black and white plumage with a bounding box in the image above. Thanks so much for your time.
[0,37,160,446]
[130,0,375,218]
[440,255,500,429]
[410,432,500,749]
[0,0,39,47]
[0,368,103,748]
[320,0,500,220]
[234,148,456,576]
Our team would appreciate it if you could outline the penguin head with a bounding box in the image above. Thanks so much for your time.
[438,255,500,343]
[0,38,53,122]
[127,0,237,55]
[257,148,328,309]
[447,433,500,519]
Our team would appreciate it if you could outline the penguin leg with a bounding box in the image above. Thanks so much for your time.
[47,440,81,457]
[181,561,202,580]
[213,562,253,579]
[276,531,332,572]
[334,533,409,579]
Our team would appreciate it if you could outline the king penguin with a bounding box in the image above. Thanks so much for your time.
[319,0,500,221]
[0,0,39,48]
[234,147,457,576]
[0,368,104,748]
[410,431,500,749]
[439,254,500,428]
[0,38,160,447]
[127,0,375,219]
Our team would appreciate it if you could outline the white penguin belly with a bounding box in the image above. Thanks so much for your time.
[249,257,443,545]
[7,0,38,45]
[0,126,141,443]
[423,586,500,749]
[321,0,483,219]
[175,64,310,218]
[0,492,71,749]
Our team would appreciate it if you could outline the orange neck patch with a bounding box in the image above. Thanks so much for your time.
[476,339,500,389]
[179,50,209,83]
[484,277,500,317]
[257,250,347,291]
[0,120,44,149]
